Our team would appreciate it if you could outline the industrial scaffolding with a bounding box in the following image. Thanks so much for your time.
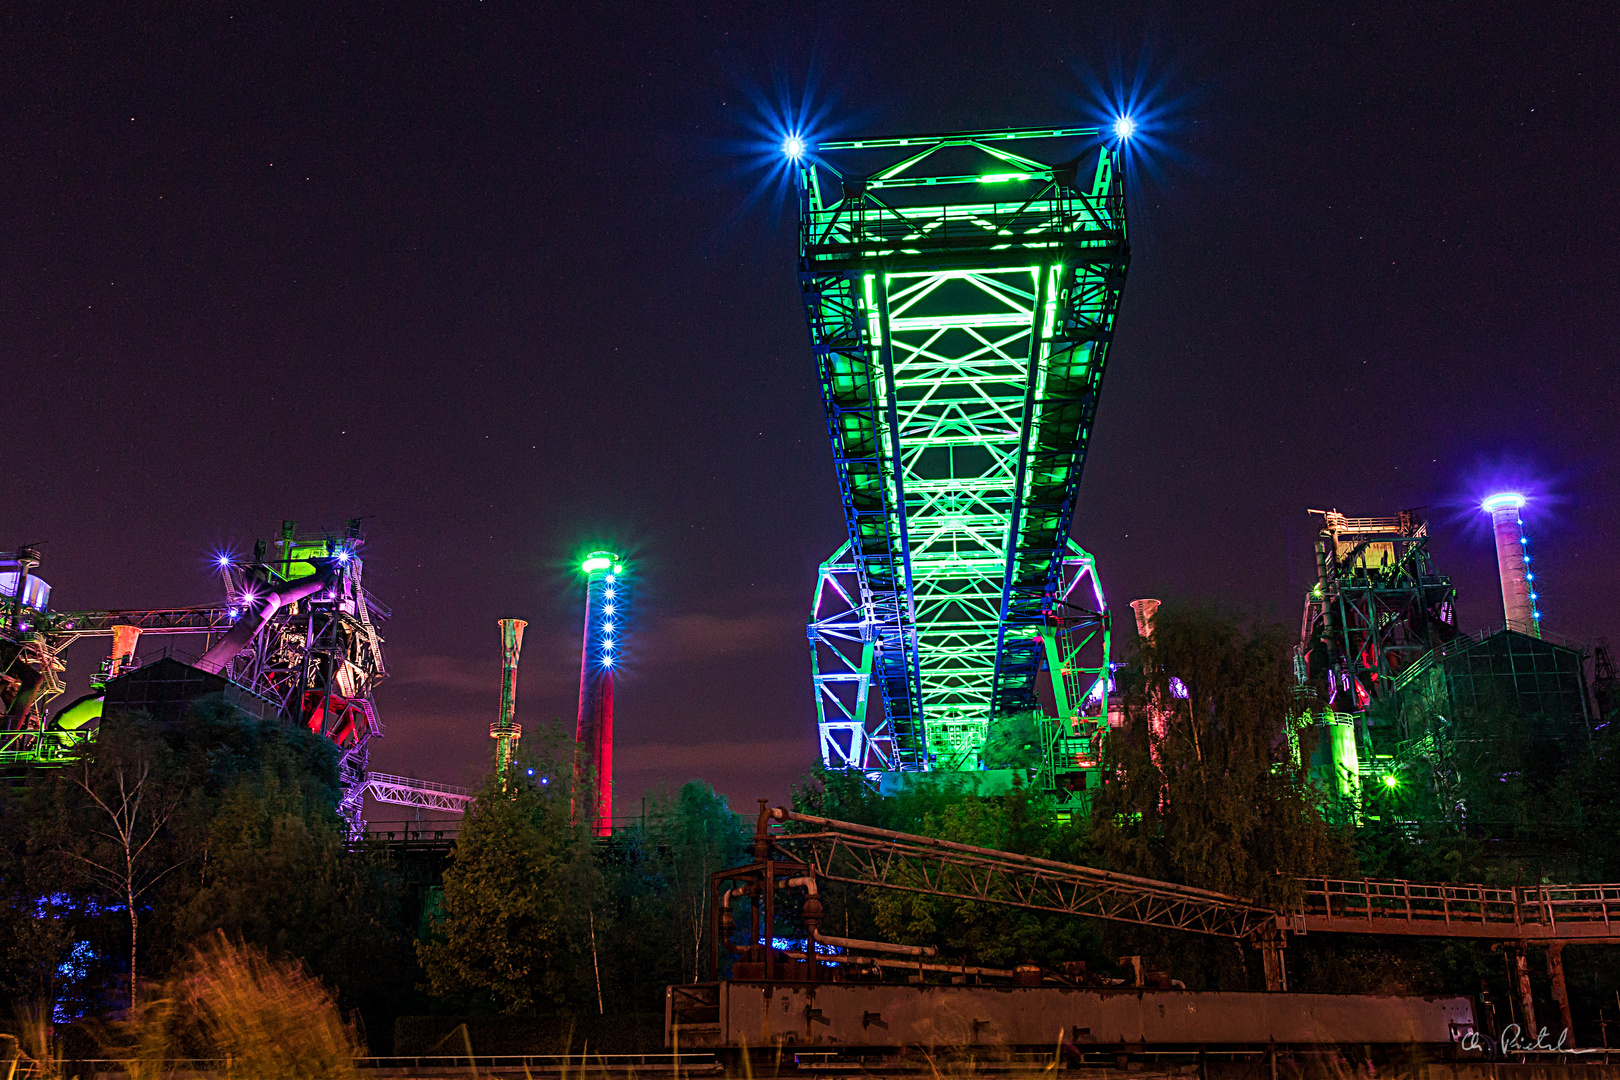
[795,126,1129,776]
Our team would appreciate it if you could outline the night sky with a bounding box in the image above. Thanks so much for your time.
[6,4,1617,819]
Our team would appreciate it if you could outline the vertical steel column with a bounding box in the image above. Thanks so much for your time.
[1508,945,1539,1037]
[1547,943,1574,1045]
[991,261,1051,718]
[874,272,926,739]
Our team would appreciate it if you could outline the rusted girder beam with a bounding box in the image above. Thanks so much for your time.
[770,808,1272,939]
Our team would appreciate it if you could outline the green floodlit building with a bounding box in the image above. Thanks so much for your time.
[797,125,1128,785]
[1297,503,1598,830]
[1383,627,1595,817]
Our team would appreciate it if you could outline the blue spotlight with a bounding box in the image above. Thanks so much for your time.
[782,134,805,160]
[1113,116,1136,140]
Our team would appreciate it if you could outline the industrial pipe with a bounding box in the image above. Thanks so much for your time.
[812,932,938,958]
[51,692,103,731]
[194,561,339,675]
[2,660,43,725]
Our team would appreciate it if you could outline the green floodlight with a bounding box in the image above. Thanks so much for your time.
[581,552,615,575]
[1381,774,1399,789]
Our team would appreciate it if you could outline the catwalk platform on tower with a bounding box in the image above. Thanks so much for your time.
[794,126,1129,777]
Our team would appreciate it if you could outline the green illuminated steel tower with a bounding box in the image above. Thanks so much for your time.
[798,127,1130,772]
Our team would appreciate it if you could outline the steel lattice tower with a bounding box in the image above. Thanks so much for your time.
[797,127,1130,772]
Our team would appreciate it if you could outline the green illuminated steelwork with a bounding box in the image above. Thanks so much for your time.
[1034,541,1111,798]
[799,126,1129,771]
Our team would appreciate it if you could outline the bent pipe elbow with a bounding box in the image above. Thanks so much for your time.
[194,563,339,675]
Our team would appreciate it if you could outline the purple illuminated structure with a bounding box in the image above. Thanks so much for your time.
[1482,493,1541,637]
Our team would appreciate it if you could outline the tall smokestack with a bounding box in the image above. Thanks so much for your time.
[1130,598,1161,645]
[492,618,526,786]
[1482,493,1541,637]
[108,624,142,681]
[575,551,622,837]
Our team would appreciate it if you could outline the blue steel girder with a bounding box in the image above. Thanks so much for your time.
[798,127,1129,771]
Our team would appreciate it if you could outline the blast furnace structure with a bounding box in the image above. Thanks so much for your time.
[2,522,473,828]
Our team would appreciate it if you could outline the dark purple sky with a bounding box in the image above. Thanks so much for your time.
[6,3,1617,818]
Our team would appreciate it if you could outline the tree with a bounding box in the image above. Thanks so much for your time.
[1086,605,1351,988]
[792,768,1108,973]
[0,783,79,1012]
[4,698,414,1022]
[598,780,751,1002]
[63,730,184,1008]
[862,788,1106,971]
[170,768,411,1008]
[1091,604,1348,908]
[417,733,600,1014]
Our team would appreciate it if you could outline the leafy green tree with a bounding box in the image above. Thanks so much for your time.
[862,790,1106,971]
[792,769,1109,973]
[0,783,80,1011]
[417,733,600,1014]
[4,697,413,1022]
[58,720,185,1007]
[594,780,751,1008]
[169,769,410,1008]
[980,709,1045,770]
[1091,604,1349,909]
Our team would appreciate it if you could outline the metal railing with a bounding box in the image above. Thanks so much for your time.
[360,819,461,843]
[366,771,469,797]
[45,1053,719,1074]
[1299,877,1620,940]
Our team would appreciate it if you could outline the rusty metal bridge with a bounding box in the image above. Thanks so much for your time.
[766,809,1620,946]
[706,805,1620,1037]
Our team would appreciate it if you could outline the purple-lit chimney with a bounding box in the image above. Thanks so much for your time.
[1482,493,1541,638]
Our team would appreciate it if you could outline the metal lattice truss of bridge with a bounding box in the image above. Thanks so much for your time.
[362,772,473,814]
[797,127,1129,772]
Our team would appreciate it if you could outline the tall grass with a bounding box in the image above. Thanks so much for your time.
[3,1004,63,1080]
[111,933,362,1080]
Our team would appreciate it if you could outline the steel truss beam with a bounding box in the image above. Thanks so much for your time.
[771,809,1269,939]
[798,128,1128,771]
[766,810,1620,946]
[363,771,473,814]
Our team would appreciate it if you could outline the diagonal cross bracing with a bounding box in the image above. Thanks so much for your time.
[772,809,1269,939]
[800,128,1128,771]
[364,772,473,814]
